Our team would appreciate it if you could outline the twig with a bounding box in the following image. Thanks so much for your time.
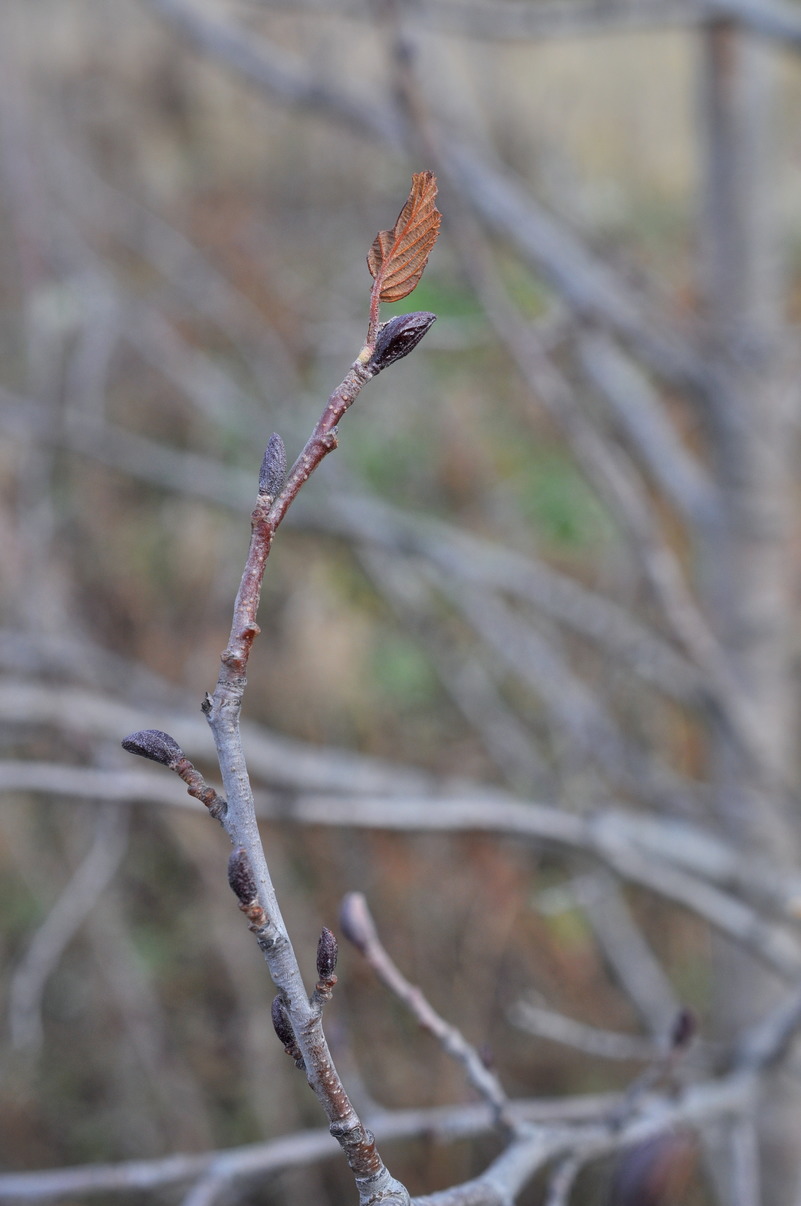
[572,872,683,1036]
[0,382,706,707]
[444,580,702,814]
[120,177,441,1202]
[734,980,801,1072]
[304,491,703,704]
[0,1093,629,1203]
[126,374,410,1201]
[340,893,511,1128]
[542,1155,581,1206]
[244,0,705,40]
[8,759,801,961]
[727,1116,761,1206]
[8,805,130,1051]
[356,544,552,792]
[575,331,718,524]
[413,1070,755,1206]
[178,1174,230,1206]
[246,0,801,48]
[510,1004,662,1063]
[0,677,451,798]
[138,0,402,146]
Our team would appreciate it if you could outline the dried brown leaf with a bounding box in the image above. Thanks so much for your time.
[367,171,441,303]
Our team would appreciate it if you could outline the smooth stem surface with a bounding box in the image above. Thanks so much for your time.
[205,357,409,1205]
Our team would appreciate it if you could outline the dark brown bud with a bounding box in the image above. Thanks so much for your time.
[670,1007,697,1052]
[316,927,338,981]
[259,433,286,498]
[121,729,183,769]
[369,311,436,376]
[228,847,257,906]
[271,995,295,1050]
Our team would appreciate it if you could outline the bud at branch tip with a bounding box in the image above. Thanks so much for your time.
[368,312,436,377]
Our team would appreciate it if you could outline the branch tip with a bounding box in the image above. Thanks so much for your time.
[339,891,376,953]
[121,729,184,769]
[368,312,437,376]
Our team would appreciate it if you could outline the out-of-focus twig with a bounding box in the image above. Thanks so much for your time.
[139,0,402,145]
[0,382,706,708]
[356,545,553,792]
[246,0,801,48]
[8,805,130,1052]
[542,1155,581,1206]
[6,757,801,963]
[572,872,683,1035]
[576,331,718,524]
[0,1092,629,1204]
[445,580,702,814]
[510,1003,664,1063]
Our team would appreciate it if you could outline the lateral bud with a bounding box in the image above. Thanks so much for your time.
[121,729,184,770]
[228,847,257,907]
[228,847,268,929]
[316,927,338,982]
[272,995,304,1067]
[368,311,436,376]
[259,432,287,498]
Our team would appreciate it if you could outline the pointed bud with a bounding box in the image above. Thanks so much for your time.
[121,729,184,769]
[316,927,338,981]
[259,433,287,498]
[228,847,257,907]
[368,311,436,376]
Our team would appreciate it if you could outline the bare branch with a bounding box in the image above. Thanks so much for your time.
[0,1093,626,1203]
[305,492,703,705]
[510,1003,663,1063]
[572,872,683,1035]
[356,545,553,790]
[413,1071,756,1206]
[8,806,130,1051]
[445,581,702,813]
[0,386,705,707]
[575,331,718,523]
[341,893,510,1127]
[542,1156,581,1206]
[246,0,801,49]
[7,757,801,963]
[138,0,402,145]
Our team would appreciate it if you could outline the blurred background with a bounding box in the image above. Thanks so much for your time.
[2,1,801,1203]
